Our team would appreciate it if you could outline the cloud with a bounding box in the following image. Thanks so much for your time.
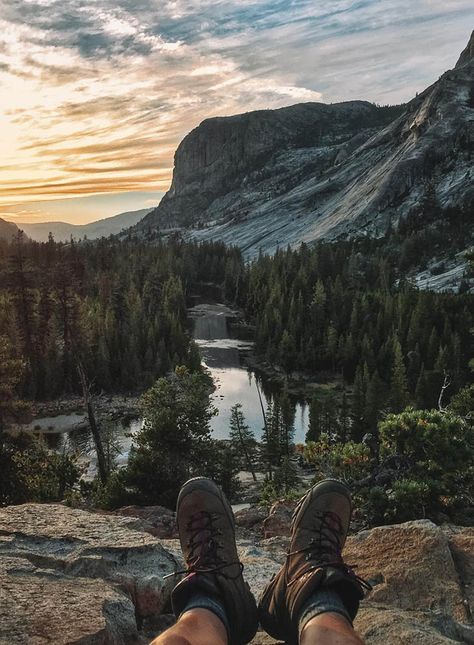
[0,0,473,217]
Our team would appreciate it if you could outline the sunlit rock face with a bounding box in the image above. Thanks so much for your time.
[0,217,20,242]
[138,32,473,259]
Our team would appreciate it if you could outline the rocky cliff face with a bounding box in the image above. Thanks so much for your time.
[1,503,473,644]
[138,33,473,258]
[0,217,19,242]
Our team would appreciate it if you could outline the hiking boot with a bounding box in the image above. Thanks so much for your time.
[259,479,369,644]
[170,477,258,645]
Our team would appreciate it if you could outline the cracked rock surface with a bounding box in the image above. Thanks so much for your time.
[0,506,472,644]
[0,504,178,644]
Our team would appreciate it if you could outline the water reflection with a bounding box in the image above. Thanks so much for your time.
[31,416,143,476]
[22,303,309,472]
[191,304,308,444]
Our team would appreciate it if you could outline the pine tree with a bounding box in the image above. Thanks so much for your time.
[124,367,217,507]
[419,182,441,223]
[261,399,282,477]
[351,363,368,441]
[338,388,351,443]
[279,329,296,374]
[0,336,29,504]
[365,370,385,431]
[390,337,410,412]
[229,403,257,482]
[415,363,426,409]
[273,456,299,495]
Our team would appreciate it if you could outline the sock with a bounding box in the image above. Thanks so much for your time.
[298,588,352,638]
[180,592,230,637]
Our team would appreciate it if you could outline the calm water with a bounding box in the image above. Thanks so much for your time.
[190,303,308,443]
[23,304,308,471]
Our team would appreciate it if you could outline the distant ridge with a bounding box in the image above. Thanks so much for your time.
[13,208,152,243]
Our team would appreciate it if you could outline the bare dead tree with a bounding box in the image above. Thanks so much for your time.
[77,362,108,484]
[438,371,451,413]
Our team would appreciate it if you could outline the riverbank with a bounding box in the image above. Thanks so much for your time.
[244,353,346,400]
[11,394,140,434]
[11,301,319,447]
[32,394,140,419]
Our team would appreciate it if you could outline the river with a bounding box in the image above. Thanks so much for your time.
[190,303,308,443]
[17,303,308,472]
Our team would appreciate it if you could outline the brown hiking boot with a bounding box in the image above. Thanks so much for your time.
[258,479,369,644]
[170,477,258,645]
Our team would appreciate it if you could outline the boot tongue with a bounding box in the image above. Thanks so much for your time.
[187,512,218,567]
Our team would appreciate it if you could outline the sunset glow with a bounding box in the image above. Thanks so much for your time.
[0,0,472,223]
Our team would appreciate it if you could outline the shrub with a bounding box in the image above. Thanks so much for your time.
[366,408,474,523]
[1,432,80,505]
[273,457,300,494]
[304,435,372,482]
[304,409,473,526]
[385,479,431,523]
[379,408,473,504]
[260,478,302,505]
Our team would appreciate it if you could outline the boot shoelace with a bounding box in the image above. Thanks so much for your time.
[287,510,372,591]
[165,510,243,580]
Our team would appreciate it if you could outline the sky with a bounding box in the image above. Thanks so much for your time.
[0,1,472,224]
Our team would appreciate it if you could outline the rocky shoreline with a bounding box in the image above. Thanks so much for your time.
[30,394,140,419]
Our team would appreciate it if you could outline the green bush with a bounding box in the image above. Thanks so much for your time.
[304,408,473,526]
[379,408,473,504]
[79,471,135,510]
[1,432,80,505]
[260,478,301,505]
[365,408,474,524]
[386,479,431,523]
[272,457,300,495]
[304,435,372,482]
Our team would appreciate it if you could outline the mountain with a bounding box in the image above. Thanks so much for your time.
[16,208,152,243]
[0,217,20,241]
[138,32,474,257]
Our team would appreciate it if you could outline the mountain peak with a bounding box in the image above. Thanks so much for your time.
[138,33,473,258]
[455,30,474,68]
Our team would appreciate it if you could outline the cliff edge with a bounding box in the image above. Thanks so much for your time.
[0,504,473,644]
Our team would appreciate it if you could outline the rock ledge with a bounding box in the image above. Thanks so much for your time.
[0,505,472,644]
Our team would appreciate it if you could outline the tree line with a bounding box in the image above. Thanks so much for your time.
[0,233,241,399]
[244,240,473,439]
[1,227,473,521]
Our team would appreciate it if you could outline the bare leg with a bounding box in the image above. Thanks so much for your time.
[151,608,228,645]
[300,612,365,645]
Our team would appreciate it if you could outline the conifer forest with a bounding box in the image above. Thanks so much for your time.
[1,230,473,523]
